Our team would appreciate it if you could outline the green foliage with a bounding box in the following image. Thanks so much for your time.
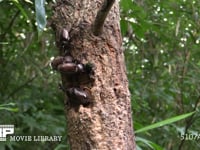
[0,103,18,112]
[0,0,67,149]
[136,137,164,150]
[121,0,200,149]
[135,111,195,134]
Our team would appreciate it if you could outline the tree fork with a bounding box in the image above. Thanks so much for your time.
[51,0,136,149]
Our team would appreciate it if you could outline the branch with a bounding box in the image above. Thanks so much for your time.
[92,0,115,36]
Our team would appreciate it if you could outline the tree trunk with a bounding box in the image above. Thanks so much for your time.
[51,0,136,149]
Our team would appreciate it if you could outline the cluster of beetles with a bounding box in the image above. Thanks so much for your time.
[51,29,94,108]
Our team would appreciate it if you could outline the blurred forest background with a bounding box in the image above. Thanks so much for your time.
[0,0,200,149]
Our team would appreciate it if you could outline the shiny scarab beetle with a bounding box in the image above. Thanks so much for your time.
[51,54,95,108]
[52,55,90,74]
[66,87,93,107]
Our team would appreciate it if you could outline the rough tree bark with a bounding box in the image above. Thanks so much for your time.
[51,0,136,149]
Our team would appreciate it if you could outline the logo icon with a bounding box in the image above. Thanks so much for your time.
[0,125,14,141]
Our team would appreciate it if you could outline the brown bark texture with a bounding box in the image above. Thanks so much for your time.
[51,0,136,149]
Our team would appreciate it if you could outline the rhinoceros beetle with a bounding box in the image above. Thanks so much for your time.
[51,54,94,107]
[66,87,93,107]
[51,55,93,74]
[51,55,94,84]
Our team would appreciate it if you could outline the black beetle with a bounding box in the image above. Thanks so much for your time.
[66,87,92,107]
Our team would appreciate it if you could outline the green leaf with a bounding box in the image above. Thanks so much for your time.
[0,102,16,107]
[35,0,47,34]
[136,145,142,150]
[120,19,128,36]
[11,0,29,20]
[0,103,18,112]
[120,0,133,11]
[24,0,33,4]
[135,111,195,133]
[136,137,164,150]
[0,107,19,112]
